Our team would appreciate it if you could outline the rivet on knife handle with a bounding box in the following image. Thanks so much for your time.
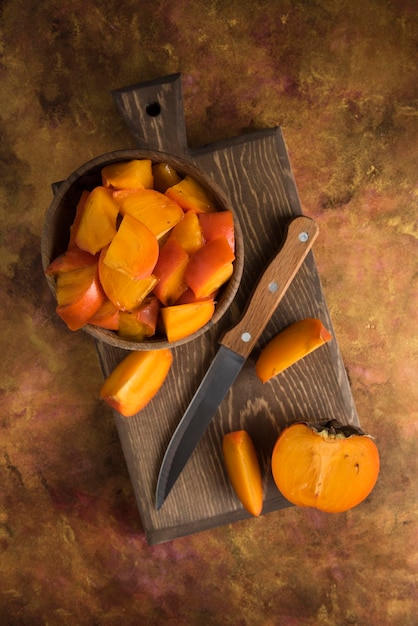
[155,215,318,510]
[220,215,319,358]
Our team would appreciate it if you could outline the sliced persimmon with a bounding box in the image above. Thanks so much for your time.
[88,299,120,331]
[199,210,235,252]
[100,348,173,417]
[68,190,90,249]
[55,263,106,331]
[98,245,157,311]
[118,297,160,341]
[165,175,217,213]
[160,300,215,342]
[168,210,204,255]
[45,246,97,276]
[102,214,159,280]
[152,162,182,193]
[114,188,184,239]
[185,236,235,299]
[255,318,333,383]
[153,238,189,306]
[222,430,263,517]
[101,159,153,190]
[74,186,119,255]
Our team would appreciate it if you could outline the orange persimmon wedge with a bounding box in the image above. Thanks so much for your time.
[45,246,97,276]
[185,236,235,299]
[118,297,160,341]
[168,210,204,255]
[255,318,333,383]
[222,430,263,517]
[199,210,235,252]
[55,263,106,331]
[98,246,157,311]
[152,162,182,193]
[100,348,173,417]
[153,238,189,306]
[160,300,215,342]
[103,214,159,280]
[88,299,120,331]
[102,159,153,190]
[165,175,217,213]
[114,188,184,239]
[74,186,119,255]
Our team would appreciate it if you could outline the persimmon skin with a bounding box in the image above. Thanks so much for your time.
[100,349,173,417]
[199,210,235,252]
[185,236,235,299]
[222,430,263,517]
[271,422,380,513]
[88,299,119,331]
[55,264,106,331]
[45,246,97,276]
[152,238,189,306]
[255,318,332,383]
[118,297,160,341]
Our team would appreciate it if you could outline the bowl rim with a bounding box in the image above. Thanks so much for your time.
[41,148,244,351]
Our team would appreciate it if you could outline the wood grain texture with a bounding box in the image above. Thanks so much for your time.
[89,74,359,544]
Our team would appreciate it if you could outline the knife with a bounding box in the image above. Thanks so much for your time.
[155,215,319,510]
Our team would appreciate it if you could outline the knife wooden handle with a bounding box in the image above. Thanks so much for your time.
[220,215,319,358]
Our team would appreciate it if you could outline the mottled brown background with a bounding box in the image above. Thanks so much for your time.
[1,1,417,624]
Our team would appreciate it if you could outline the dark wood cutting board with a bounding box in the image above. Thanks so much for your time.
[83,74,359,544]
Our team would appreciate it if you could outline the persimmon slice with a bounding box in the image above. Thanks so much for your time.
[100,348,173,417]
[165,175,217,213]
[98,246,157,311]
[68,190,90,249]
[88,299,119,331]
[55,263,106,331]
[103,214,159,279]
[152,162,182,193]
[45,246,97,276]
[118,297,160,341]
[185,236,235,299]
[199,210,235,252]
[160,300,215,342]
[168,210,204,255]
[114,188,184,239]
[222,430,263,516]
[153,238,189,306]
[102,159,153,190]
[255,318,332,383]
[74,186,119,255]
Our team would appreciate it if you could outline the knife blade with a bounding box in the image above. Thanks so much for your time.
[155,215,319,510]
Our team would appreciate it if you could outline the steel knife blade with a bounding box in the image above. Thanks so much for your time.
[155,215,319,510]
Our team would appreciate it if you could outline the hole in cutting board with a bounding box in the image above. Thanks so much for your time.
[146,102,161,117]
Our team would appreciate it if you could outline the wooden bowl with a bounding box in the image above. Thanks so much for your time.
[41,149,244,350]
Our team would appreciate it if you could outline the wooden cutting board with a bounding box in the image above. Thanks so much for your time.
[82,74,359,544]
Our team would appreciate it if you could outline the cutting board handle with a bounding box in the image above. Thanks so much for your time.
[112,73,189,155]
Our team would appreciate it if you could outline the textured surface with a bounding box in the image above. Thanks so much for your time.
[1,1,417,624]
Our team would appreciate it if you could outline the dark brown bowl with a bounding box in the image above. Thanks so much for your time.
[41,149,244,350]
